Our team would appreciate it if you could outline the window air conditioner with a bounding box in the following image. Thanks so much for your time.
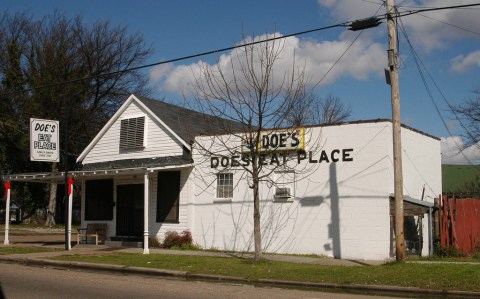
[275,187,292,199]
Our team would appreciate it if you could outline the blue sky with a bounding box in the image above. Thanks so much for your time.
[2,0,480,164]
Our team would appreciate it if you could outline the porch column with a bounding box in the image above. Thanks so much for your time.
[3,181,11,245]
[143,171,150,254]
[67,177,74,250]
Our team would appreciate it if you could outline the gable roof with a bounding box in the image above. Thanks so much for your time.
[136,95,244,144]
[76,94,244,163]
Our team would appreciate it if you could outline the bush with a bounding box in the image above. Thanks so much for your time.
[162,230,193,249]
[434,245,464,258]
[148,236,161,248]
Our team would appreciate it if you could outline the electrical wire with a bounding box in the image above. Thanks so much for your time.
[417,13,480,36]
[0,22,349,98]
[1,3,479,98]
[306,2,385,96]
[396,13,480,169]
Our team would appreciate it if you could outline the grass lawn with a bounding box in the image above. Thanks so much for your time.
[52,252,480,292]
[0,247,60,255]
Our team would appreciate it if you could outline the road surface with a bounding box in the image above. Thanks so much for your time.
[0,263,403,299]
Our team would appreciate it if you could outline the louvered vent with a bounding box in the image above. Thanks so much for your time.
[120,116,145,149]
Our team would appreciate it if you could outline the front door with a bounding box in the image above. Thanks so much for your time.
[116,184,144,237]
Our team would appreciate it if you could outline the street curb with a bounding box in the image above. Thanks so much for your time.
[1,256,479,298]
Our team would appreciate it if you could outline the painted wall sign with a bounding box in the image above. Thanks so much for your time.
[211,148,353,168]
[242,128,305,153]
[30,118,59,162]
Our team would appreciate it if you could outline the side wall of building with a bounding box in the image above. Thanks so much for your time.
[191,122,441,260]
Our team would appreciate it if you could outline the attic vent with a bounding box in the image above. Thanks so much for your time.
[120,116,145,149]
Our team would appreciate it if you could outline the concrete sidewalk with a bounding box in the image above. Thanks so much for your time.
[1,230,480,298]
[1,230,384,266]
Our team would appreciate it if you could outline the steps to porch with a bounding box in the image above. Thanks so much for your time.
[105,236,143,248]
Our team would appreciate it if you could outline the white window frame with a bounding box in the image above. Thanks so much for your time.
[216,172,233,200]
[273,170,295,202]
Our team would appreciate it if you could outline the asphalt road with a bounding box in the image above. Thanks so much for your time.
[0,263,402,299]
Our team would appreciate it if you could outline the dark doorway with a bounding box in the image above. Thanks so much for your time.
[116,184,144,238]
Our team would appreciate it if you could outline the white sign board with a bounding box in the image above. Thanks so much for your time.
[30,118,60,162]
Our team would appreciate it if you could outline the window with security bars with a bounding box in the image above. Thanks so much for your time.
[216,173,233,199]
[120,116,145,149]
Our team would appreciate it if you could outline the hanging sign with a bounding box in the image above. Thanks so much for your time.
[30,118,60,162]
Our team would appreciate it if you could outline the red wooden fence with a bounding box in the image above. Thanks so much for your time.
[439,195,480,254]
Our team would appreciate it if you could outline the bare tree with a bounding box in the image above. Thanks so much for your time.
[0,11,152,225]
[191,35,321,261]
[452,87,480,149]
[284,93,351,127]
[314,94,351,124]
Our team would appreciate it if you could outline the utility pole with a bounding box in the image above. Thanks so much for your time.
[386,0,405,262]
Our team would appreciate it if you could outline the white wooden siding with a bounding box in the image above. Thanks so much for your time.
[82,101,185,165]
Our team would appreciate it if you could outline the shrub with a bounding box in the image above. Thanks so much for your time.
[148,236,161,248]
[162,230,193,249]
[434,244,464,258]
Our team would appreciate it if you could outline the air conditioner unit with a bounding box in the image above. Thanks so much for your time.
[275,187,292,199]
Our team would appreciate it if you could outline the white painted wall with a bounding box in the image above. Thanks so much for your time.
[191,121,441,260]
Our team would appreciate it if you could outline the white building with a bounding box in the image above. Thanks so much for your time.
[3,94,441,260]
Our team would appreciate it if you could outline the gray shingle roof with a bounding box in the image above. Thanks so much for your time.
[136,95,244,144]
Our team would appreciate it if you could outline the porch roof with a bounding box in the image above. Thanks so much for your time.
[389,194,434,216]
[2,157,194,183]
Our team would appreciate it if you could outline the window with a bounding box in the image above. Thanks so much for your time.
[274,171,295,201]
[120,116,145,149]
[85,179,114,220]
[157,171,180,223]
[216,173,233,199]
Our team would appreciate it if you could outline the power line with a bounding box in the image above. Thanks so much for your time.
[417,13,480,36]
[307,3,385,95]
[0,22,349,98]
[396,12,480,168]
[397,3,480,18]
[1,2,479,98]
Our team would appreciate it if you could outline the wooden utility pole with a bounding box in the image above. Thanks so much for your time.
[387,0,405,262]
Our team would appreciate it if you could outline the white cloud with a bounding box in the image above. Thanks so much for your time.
[149,63,174,82]
[441,136,480,165]
[318,0,480,53]
[149,32,385,96]
[450,50,480,72]
[318,0,384,21]
[149,1,480,96]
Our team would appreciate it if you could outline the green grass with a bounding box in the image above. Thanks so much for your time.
[442,164,480,193]
[0,247,60,255]
[52,252,480,292]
